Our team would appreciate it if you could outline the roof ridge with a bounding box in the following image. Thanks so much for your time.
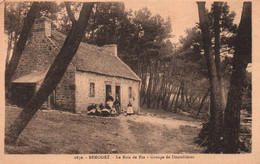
[114,55,141,81]
[49,30,141,81]
[46,36,60,51]
[47,33,77,68]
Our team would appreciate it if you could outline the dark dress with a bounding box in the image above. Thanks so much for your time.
[106,95,114,110]
[113,100,121,115]
[106,95,114,102]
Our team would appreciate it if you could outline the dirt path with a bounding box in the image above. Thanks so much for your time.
[117,116,142,153]
[124,115,202,129]
[116,114,205,153]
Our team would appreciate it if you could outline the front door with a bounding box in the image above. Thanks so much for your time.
[105,85,112,102]
[115,86,121,105]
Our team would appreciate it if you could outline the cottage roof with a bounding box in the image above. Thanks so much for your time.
[49,30,141,81]
[12,70,47,83]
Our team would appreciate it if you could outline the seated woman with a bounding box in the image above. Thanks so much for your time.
[106,92,114,102]
[95,105,102,116]
[87,103,95,111]
[110,107,117,116]
[101,108,111,116]
[105,92,114,109]
[87,104,97,115]
[106,101,113,110]
[99,103,104,109]
[107,101,116,116]
[104,92,116,116]
[126,102,134,115]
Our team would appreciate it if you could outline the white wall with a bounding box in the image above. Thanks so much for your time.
[75,71,140,113]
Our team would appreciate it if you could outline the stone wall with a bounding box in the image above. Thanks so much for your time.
[12,18,76,111]
[75,71,140,113]
[13,31,58,80]
[55,63,76,112]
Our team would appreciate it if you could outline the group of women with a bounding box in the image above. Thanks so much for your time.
[87,93,134,116]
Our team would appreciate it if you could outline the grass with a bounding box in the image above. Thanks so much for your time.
[5,104,205,154]
[5,105,122,154]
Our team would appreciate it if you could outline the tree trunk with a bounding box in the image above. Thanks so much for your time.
[197,88,210,116]
[173,82,182,112]
[140,64,147,98]
[179,83,185,110]
[161,87,169,110]
[168,84,176,110]
[214,2,226,109]
[5,3,94,144]
[191,94,199,104]
[5,2,42,90]
[151,61,161,108]
[6,33,13,69]
[141,64,149,107]
[163,92,171,111]
[224,2,251,153]
[146,63,154,108]
[184,91,190,106]
[155,75,167,109]
[197,2,224,153]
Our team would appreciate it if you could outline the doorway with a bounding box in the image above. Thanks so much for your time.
[105,85,112,102]
[11,83,36,107]
[116,86,121,105]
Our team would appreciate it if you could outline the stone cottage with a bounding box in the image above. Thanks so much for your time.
[11,16,141,113]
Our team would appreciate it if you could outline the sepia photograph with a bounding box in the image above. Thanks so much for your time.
[0,0,258,163]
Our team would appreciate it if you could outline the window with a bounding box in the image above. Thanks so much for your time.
[89,83,95,97]
[128,87,132,98]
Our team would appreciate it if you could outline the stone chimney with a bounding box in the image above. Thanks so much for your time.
[32,16,52,37]
[103,44,118,56]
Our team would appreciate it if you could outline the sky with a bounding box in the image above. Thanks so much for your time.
[124,0,244,43]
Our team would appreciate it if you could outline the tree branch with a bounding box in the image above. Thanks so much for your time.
[65,2,77,24]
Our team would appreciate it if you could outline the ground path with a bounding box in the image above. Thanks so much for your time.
[115,112,204,153]
[122,114,202,129]
[117,116,142,153]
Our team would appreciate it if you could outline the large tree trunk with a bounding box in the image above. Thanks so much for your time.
[214,2,226,109]
[224,2,251,153]
[5,2,42,90]
[146,63,154,108]
[6,33,13,69]
[151,61,160,108]
[5,3,94,144]
[140,63,148,98]
[197,2,224,153]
